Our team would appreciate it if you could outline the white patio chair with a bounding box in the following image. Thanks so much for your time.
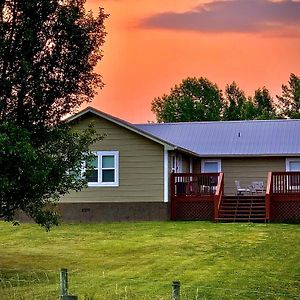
[251,181,265,193]
[235,180,250,195]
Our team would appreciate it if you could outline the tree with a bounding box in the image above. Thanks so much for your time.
[223,82,252,120]
[277,73,300,119]
[0,0,108,229]
[0,122,101,229]
[223,83,277,120]
[151,77,224,122]
[253,87,276,119]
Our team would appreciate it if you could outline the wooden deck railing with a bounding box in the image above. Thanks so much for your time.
[214,172,224,221]
[171,173,220,198]
[265,171,273,221]
[272,172,300,194]
[170,172,224,220]
[266,171,300,222]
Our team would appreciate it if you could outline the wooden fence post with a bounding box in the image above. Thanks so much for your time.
[60,268,68,297]
[172,281,180,300]
[60,268,78,300]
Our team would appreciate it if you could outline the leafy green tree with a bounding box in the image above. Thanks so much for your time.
[0,0,107,229]
[253,87,276,119]
[277,73,300,119]
[0,123,101,229]
[242,100,259,120]
[223,83,277,120]
[223,82,252,120]
[151,77,224,122]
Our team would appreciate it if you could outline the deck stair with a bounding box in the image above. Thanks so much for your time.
[217,195,266,222]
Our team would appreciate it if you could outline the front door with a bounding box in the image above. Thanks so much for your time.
[171,154,182,173]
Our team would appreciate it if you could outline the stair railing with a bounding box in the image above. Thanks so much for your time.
[265,171,273,221]
[214,172,224,222]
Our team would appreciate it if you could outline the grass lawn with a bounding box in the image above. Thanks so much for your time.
[0,221,299,299]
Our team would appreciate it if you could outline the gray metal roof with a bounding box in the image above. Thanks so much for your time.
[135,119,300,157]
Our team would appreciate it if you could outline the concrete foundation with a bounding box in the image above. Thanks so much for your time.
[57,202,170,222]
[11,202,171,223]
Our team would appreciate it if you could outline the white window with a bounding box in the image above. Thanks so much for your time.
[201,159,221,173]
[286,158,300,171]
[86,151,119,187]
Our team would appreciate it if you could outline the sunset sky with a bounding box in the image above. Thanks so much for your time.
[85,0,300,123]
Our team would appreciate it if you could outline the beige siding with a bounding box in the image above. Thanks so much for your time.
[222,157,285,194]
[61,115,164,203]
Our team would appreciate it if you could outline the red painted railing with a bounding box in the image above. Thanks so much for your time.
[265,171,273,221]
[272,172,300,194]
[171,172,223,220]
[266,171,300,222]
[214,172,224,222]
[171,173,219,198]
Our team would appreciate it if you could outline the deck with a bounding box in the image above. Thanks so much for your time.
[171,172,300,222]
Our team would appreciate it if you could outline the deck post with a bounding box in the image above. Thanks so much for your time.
[214,172,224,222]
[265,172,272,221]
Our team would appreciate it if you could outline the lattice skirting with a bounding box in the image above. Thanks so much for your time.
[174,201,214,220]
[271,201,300,223]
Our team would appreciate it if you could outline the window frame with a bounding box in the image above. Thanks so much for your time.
[286,158,300,172]
[201,159,222,173]
[87,151,119,187]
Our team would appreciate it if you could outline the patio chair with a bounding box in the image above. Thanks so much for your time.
[251,181,265,193]
[235,180,250,195]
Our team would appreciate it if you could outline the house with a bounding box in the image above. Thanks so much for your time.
[60,107,300,223]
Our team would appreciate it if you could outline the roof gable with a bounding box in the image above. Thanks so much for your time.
[66,107,179,151]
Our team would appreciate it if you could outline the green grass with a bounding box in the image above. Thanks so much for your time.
[0,221,299,299]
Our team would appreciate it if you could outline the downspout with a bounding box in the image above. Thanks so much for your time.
[164,147,169,202]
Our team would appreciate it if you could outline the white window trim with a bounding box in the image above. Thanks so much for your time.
[286,158,300,171]
[87,151,119,187]
[201,159,222,173]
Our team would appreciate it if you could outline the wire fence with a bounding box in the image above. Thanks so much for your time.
[0,268,299,300]
[0,269,57,299]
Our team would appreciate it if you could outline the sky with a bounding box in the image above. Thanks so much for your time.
[85,0,300,123]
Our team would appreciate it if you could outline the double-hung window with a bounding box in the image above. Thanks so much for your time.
[86,151,119,187]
